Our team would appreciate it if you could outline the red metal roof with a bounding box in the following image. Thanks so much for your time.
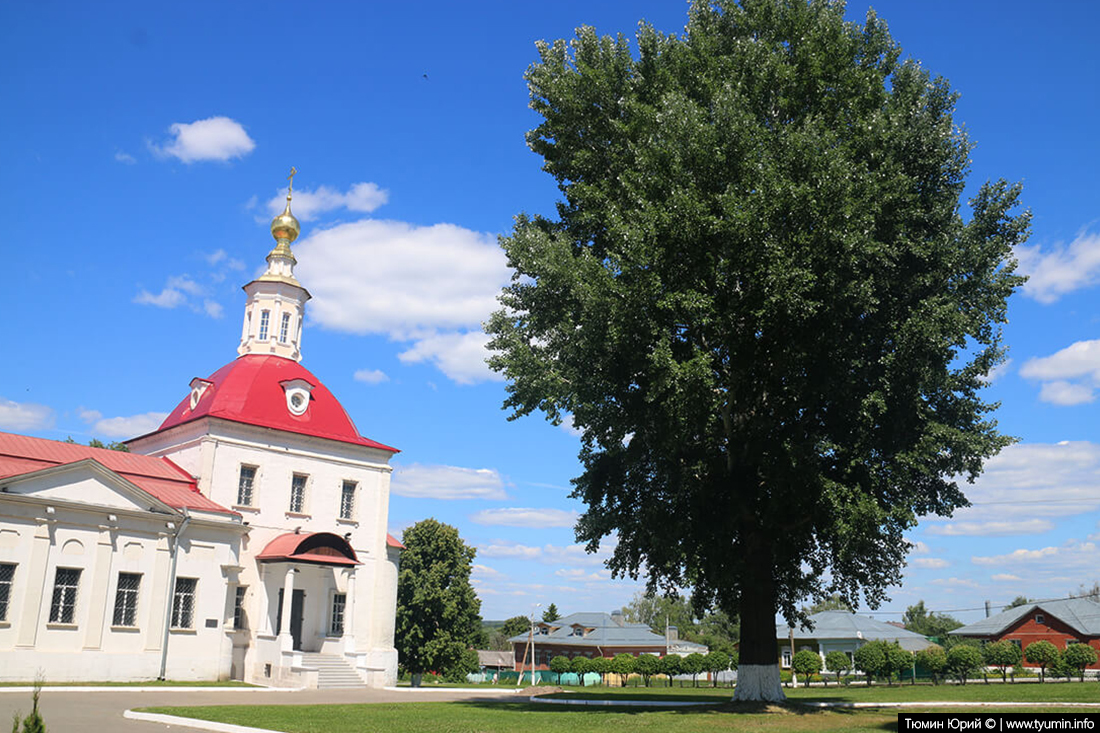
[0,431,236,516]
[386,533,405,550]
[152,355,398,452]
[256,531,360,566]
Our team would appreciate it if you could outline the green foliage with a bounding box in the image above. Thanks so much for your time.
[1062,644,1098,681]
[542,603,561,622]
[884,643,914,685]
[791,650,822,687]
[1024,640,1060,683]
[65,436,130,452]
[660,653,683,681]
[611,653,636,685]
[854,641,889,684]
[571,656,592,685]
[500,615,531,640]
[1003,596,1032,610]
[635,653,662,685]
[915,645,948,685]
[946,645,983,685]
[589,656,611,684]
[704,650,731,686]
[680,653,706,687]
[443,648,480,683]
[902,601,964,641]
[12,681,45,733]
[549,655,571,675]
[824,651,851,685]
[983,640,1022,682]
[394,519,482,675]
[486,0,1028,685]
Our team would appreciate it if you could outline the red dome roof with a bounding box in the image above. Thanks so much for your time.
[155,355,397,452]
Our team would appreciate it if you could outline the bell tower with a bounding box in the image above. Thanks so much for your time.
[238,168,312,362]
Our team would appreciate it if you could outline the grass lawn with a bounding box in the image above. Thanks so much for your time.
[140,682,1099,733]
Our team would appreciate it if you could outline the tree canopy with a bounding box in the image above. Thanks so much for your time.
[542,603,562,622]
[902,601,964,640]
[487,0,1027,701]
[394,519,482,677]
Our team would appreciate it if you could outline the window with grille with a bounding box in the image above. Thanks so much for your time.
[289,474,307,513]
[331,593,346,636]
[49,567,81,624]
[258,310,270,341]
[112,572,141,627]
[237,465,257,506]
[233,586,247,630]
[279,313,291,343]
[340,481,356,520]
[0,563,14,622]
[171,577,197,629]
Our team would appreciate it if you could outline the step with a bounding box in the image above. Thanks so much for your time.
[300,653,366,689]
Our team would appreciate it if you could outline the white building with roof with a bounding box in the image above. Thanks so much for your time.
[0,179,402,687]
[776,610,935,670]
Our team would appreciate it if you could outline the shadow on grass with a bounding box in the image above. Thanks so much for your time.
[450,698,877,719]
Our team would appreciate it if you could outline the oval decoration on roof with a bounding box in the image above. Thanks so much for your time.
[256,531,360,566]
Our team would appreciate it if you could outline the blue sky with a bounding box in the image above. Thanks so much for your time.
[3,1,1098,625]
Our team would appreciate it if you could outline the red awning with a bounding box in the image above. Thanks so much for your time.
[256,531,360,566]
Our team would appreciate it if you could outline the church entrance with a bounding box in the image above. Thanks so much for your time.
[276,588,306,651]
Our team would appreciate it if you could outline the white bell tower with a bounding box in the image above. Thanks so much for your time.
[238,167,312,362]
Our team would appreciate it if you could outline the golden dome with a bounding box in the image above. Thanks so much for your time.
[270,196,300,245]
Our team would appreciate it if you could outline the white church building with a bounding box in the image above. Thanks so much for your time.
[0,182,402,687]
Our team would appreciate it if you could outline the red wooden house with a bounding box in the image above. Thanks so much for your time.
[949,598,1100,670]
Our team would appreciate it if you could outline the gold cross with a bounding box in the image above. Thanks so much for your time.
[287,166,297,196]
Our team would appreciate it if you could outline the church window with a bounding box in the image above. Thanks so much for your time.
[280,313,291,343]
[289,474,308,513]
[259,310,270,341]
[171,577,197,629]
[331,593,346,635]
[233,586,248,630]
[237,465,257,506]
[112,573,141,627]
[340,481,356,520]
[0,563,14,621]
[49,567,81,624]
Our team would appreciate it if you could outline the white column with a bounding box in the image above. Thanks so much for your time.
[343,570,357,654]
[279,566,296,653]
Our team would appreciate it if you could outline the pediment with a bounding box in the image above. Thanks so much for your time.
[0,459,177,515]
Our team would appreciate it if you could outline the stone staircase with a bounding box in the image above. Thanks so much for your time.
[301,652,366,689]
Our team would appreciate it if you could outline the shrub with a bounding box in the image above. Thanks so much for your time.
[885,643,914,685]
[854,641,890,685]
[549,656,571,675]
[946,645,983,685]
[1024,641,1060,683]
[635,653,661,686]
[916,645,948,685]
[1063,644,1098,682]
[792,650,822,688]
[983,640,1022,683]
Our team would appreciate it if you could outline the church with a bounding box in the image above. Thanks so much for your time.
[0,180,402,687]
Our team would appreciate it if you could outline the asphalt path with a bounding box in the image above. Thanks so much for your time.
[0,686,524,733]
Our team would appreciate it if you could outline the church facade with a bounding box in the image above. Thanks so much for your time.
[0,182,402,687]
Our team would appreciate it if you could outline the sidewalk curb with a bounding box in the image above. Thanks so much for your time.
[0,686,298,694]
[125,710,282,733]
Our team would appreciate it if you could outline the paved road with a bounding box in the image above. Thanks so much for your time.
[0,686,524,733]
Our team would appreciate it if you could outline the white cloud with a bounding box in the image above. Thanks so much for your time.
[1020,339,1100,405]
[910,558,950,569]
[478,540,608,567]
[930,577,980,588]
[114,151,136,165]
[1016,230,1100,303]
[559,414,583,437]
[926,441,1100,523]
[353,369,390,385]
[153,116,255,163]
[472,564,504,579]
[390,463,507,500]
[927,519,1056,537]
[88,412,169,439]
[991,574,1022,582]
[555,567,610,582]
[294,218,510,385]
[909,540,930,554]
[265,183,389,221]
[398,330,500,385]
[972,540,1098,575]
[134,275,223,319]
[0,397,55,431]
[980,359,1013,385]
[470,508,578,529]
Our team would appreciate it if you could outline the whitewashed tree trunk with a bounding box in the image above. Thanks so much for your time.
[732,664,786,702]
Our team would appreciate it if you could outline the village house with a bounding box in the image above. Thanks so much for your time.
[776,610,935,670]
[949,598,1100,670]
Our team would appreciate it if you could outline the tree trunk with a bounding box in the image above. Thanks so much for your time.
[732,537,786,703]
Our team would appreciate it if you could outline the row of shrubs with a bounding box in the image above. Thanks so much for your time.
[789,639,1098,687]
[546,651,736,687]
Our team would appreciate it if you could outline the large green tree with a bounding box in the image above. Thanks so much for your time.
[394,519,482,682]
[902,600,964,640]
[487,0,1026,702]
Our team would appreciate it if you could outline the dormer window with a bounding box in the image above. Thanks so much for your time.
[1035,613,1045,625]
[281,378,315,416]
[259,310,270,341]
[280,313,291,343]
[189,378,213,411]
